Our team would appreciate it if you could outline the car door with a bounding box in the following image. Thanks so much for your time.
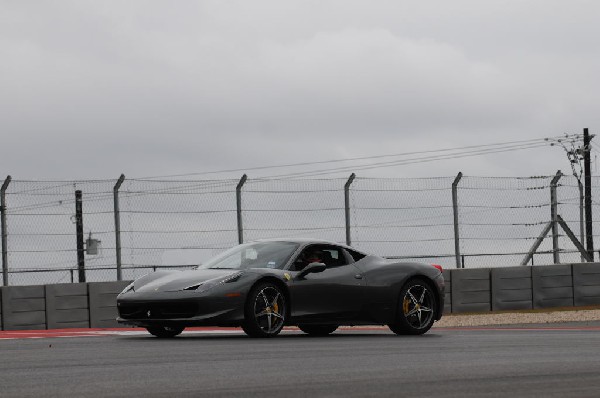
[288,245,365,322]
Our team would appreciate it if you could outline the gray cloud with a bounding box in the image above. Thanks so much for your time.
[1,0,599,180]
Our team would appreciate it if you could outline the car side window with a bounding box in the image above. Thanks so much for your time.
[320,247,347,268]
[293,245,348,270]
[346,249,366,262]
[293,246,321,271]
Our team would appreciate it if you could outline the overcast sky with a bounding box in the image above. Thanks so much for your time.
[2,0,599,181]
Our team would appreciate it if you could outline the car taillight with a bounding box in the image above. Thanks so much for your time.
[432,264,443,272]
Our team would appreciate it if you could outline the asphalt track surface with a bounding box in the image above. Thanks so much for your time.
[2,324,600,397]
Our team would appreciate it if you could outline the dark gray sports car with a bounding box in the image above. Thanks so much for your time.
[117,239,445,338]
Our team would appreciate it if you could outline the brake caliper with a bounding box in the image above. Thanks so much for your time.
[403,298,410,315]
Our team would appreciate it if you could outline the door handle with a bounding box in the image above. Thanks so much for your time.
[354,274,363,279]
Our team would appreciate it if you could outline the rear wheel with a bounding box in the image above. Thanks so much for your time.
[242,282,287,338]
[388,279,436,335]
[298,324,338,336]
[146,325,185,338]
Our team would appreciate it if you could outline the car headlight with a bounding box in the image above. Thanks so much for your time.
[182,272,243,293]
[120,281,135,294]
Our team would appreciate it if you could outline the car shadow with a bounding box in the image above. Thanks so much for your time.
[118,331,444,341]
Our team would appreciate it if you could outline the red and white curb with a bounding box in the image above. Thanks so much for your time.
[0,327,252,340]
[2,325,599,340]
[0,326,390,340]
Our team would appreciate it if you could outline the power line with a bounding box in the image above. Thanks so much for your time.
[249,141,550,180]
[2,135,569,213]
[135,135,565,179]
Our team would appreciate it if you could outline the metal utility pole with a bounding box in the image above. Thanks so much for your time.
[113,174,125,281]
[75,190,86,283]
[236,174,247,244]
[584,128,594,260]
[1,175,11,286]
[452,172,463,268]
[344,173,356,246]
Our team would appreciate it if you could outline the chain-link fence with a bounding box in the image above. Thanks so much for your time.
[4,180,116,285]
[458,175,573,267]
[1,173,598,286]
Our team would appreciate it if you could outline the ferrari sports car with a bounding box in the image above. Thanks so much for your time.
[117,239,445,338]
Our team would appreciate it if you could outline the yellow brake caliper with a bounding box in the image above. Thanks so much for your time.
[273,302,279,314]
[403,297,410,315]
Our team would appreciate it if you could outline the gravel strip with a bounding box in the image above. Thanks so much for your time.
[434,308,600,327]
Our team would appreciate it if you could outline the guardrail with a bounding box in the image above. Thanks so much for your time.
[2,263,600,331]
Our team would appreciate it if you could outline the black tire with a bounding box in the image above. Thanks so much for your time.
[242,282,287,338]
[146,325,185,338]
[298,324,338,336]
[388,279,437,335]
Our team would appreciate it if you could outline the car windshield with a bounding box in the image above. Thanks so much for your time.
[198,241,300,270]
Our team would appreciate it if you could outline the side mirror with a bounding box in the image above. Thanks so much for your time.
[297,262,326,278]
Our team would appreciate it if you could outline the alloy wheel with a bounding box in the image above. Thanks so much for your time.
[253,286,286,335]
[402,284,434,330]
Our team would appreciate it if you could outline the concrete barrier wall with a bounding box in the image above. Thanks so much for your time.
[0,281,131,331]
[89,281,130,328]
[45,283,90,329]
[491,267,533,311]
[442,270,452,314]
[451,268,491,313]
[573,263,600,306]
[532,265,574,309]
[1,285,46,330]
[3,265,600,330]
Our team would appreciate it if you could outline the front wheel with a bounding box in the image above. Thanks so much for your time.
[146,325,185,338]
[242,282,287,338]
[388,279,436,335]
[298,324,338,336]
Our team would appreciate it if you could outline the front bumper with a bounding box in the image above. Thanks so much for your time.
[116,290,246,327]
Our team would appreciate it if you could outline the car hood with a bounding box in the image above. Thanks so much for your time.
[135,269,241,293]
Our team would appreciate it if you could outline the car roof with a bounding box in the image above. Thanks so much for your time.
[251,238,367,254]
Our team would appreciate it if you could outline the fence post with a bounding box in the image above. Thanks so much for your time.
[113,174,125,281]
[550,170,563,264]
[1,175,12,286]
[578,180,585,262]
[344,173,356,246]
[452,172,463,269]
[75,190,86,282]
[236,174,247,244]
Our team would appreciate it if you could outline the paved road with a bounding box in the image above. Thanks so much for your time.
[2,326,600,397]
